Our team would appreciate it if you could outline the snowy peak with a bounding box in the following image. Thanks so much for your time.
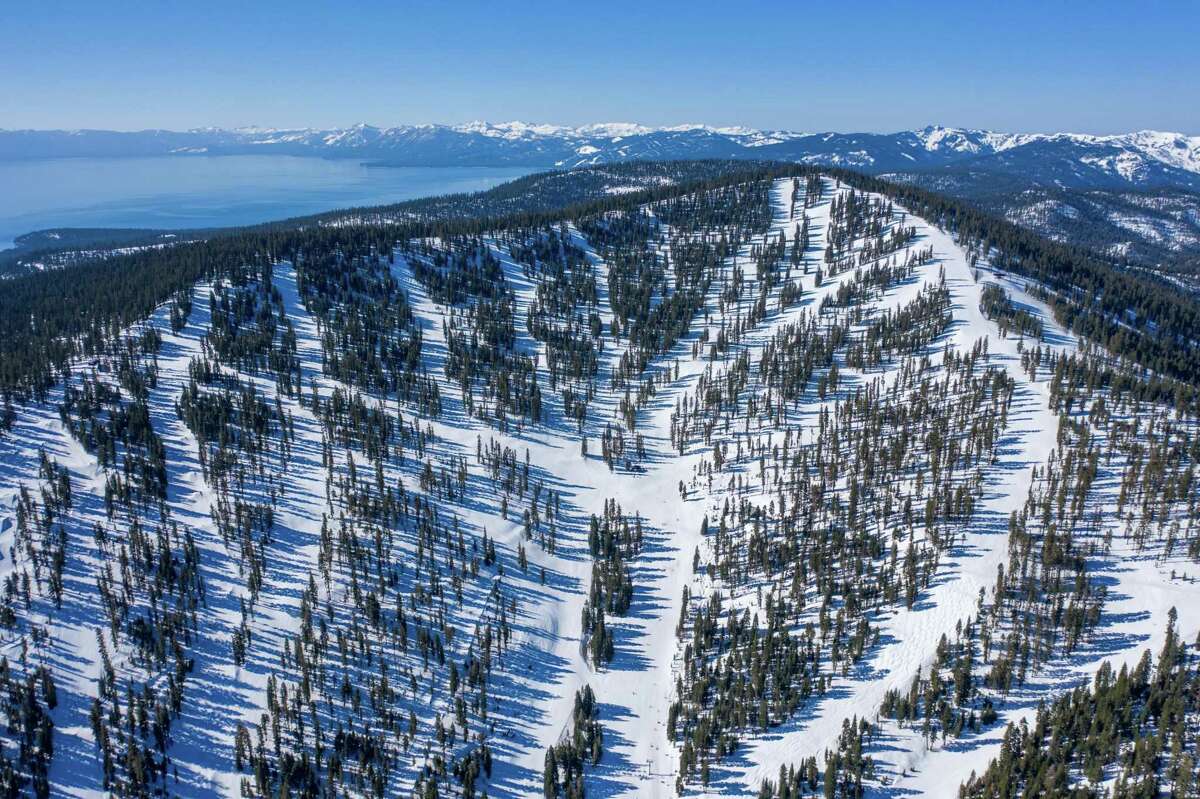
[1116,129,1200,173]
[451,120,575,140]
[913,125,997,154]
[573,122,654,139]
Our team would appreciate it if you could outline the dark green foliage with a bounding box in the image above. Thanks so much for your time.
[0,659,55,799]
[820,167,1200,385]
[979,283,1044,341]
[543,686,603,799]
[3,161,1198,406]
[757,717,874,799]
[582,501,644,666]
[961,611,1200,798]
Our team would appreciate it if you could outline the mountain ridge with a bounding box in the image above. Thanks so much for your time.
[1,165,1198,797]
[3,122,1199,190]
[5,126,1200,277]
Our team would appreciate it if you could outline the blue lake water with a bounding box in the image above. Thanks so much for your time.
[0,156,538,250]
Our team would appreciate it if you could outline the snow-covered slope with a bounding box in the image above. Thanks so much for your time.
[886,169,1200,274]
[0,174,1197,798]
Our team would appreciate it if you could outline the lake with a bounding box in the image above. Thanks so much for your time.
[0,156,539,250]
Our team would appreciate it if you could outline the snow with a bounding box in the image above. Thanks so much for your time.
[576,123,655,139]
[916,126,1200,176]
[454,120,575,139]
[1,175,1197,798]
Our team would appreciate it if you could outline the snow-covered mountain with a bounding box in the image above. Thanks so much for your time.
[3,167,1200,797]
[3,122,1199,190]
[887,168,1200,273]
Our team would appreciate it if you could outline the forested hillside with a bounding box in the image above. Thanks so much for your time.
[0,163,1198,798]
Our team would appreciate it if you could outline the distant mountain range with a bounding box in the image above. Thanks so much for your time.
[4,122,1200,191]
[4,122,1200,274]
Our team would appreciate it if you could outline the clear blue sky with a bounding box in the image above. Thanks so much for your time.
[3,0,1197,134]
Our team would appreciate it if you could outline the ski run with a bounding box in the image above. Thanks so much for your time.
[0,174,1197,798]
